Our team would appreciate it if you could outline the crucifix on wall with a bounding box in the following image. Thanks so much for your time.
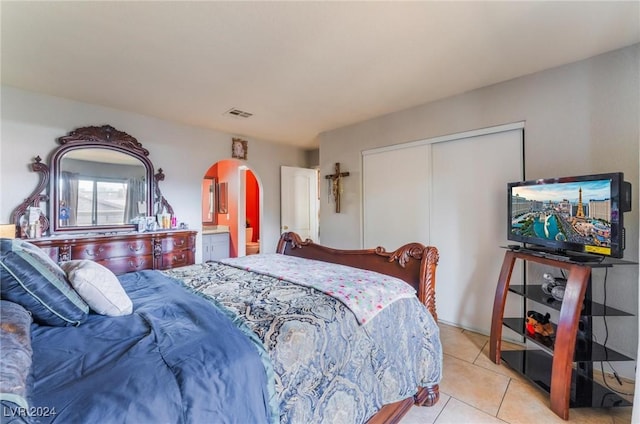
[324,162,350,213]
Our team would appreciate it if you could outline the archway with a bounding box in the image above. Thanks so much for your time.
[202,159,262,258]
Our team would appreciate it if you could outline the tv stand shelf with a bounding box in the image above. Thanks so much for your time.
[489,250,635,420]
[508,285,632,316]
[500,350,631,409]
[501,318,633,362]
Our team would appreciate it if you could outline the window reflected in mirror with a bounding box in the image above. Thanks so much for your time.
[58,148,147,228]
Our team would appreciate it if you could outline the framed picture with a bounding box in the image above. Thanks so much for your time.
[231,138,248,160]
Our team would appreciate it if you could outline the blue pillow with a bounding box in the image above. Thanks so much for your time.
[0,238,88,326]
[0,300,33,423]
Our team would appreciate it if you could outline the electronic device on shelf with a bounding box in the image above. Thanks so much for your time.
[507,172,632,259]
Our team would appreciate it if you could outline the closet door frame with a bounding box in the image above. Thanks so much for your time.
[361,121,525,247]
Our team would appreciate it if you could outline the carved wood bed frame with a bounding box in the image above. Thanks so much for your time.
[276,232,441,424]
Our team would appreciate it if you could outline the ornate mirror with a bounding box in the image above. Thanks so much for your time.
[12,125,174,237]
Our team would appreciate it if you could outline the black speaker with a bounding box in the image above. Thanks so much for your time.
[621,181,632,212]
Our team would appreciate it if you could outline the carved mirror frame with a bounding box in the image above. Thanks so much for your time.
[11,125,174,238]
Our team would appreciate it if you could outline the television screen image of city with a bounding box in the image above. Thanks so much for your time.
[510,179,613,248]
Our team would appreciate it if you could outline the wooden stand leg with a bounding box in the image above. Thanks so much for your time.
[549,265,591,420]
[489,251,517,364]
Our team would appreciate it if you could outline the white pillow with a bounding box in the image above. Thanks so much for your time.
[61,260,133,316]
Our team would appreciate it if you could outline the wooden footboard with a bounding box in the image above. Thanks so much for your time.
[367,385,440,424]
[276,232,441,423]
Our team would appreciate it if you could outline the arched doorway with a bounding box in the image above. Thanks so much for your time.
[202,159,262,258]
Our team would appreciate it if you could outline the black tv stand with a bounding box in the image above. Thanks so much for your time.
[490,250,636,419]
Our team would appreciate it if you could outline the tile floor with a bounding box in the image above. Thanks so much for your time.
[401,323,634,424]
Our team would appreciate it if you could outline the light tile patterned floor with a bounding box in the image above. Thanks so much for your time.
[401,323,634,424]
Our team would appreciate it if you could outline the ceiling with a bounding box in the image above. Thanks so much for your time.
[2,1,639,149]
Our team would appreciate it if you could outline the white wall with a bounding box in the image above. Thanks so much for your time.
[318,44,639,378]
[319,45,639,253]
[0,86,308,258]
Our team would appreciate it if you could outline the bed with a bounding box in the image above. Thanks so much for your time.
[0,232,442,424]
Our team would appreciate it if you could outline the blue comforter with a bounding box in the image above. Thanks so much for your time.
[27,270,273,424]
[165,262,442,423]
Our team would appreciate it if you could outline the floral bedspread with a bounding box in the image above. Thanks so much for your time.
[163,260,442,424]
[219,253,416,324]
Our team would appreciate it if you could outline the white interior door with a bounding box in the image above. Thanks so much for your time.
[281,166,319,242]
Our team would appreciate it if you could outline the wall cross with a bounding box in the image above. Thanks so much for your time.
[324,162,350,213]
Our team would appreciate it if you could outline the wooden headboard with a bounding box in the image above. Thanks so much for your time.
[276,232,439,321]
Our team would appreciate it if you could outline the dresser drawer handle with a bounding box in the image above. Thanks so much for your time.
[173,253,186,263]
[175,239,186,247]
[128,259,144,269]
[128,243,145,252]
[84,247,105,257]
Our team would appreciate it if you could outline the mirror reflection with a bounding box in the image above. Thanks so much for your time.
[58,148,147,227]
[202,177,216,225]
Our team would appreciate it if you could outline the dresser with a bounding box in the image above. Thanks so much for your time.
[31,230,197,275]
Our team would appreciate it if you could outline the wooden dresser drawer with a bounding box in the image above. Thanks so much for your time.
[158,250,194,270]
[71,239,153,261]
[97,255,155,275]
[159,233,195,253]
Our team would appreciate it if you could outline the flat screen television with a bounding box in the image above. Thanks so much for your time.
[507,172,631,259]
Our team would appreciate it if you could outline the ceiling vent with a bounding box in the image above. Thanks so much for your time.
[224,108,253,119]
